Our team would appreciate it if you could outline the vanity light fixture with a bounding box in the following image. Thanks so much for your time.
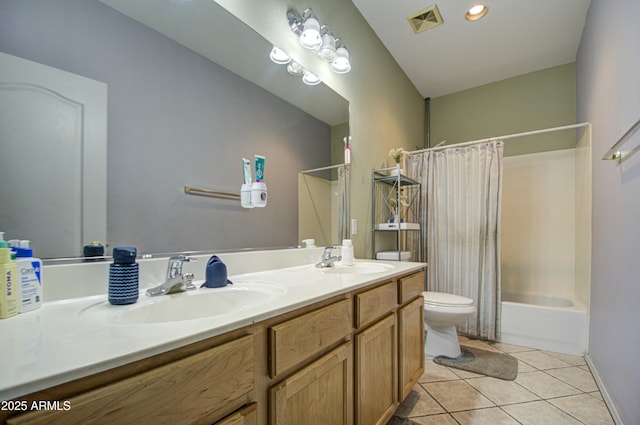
[465,4,489,21]
[269,46,291,64]
[287,7,351,74]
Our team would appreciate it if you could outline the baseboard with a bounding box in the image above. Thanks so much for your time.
[585,354,624,425]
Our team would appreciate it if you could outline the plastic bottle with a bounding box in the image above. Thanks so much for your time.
[341,239,354,266]
[108,247,139,305]
[0,233,19,319]
[15,240,43,313]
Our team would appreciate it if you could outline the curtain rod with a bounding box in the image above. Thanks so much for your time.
[408,122,590,155]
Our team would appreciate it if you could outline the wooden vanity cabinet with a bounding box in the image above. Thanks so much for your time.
[2,269,425,425]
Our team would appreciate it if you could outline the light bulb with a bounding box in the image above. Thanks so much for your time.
[317,28,337,62]
[287,61,305,76]
[331,46,351,74]
[269,46,291,64]
[299,17,321,49]
[302,71,321,85]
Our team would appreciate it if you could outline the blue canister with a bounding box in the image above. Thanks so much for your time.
[108,247,139,305]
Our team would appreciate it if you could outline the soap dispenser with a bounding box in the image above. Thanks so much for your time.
[108,247,139,305]
[0,234,19,319]
[341,239,354,266]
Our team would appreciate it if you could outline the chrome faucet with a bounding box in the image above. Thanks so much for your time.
[146,255,197,296]
[315,246,342,268]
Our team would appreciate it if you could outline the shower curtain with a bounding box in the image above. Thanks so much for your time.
[408,140,504,340]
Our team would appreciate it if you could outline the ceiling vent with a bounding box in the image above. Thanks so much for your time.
[407,5,444,34]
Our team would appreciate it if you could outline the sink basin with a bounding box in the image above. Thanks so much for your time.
[79,281,286,324]
[316,261,395,274]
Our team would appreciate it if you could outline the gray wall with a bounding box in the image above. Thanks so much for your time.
[577,0,640,422]
[0,0,331,254]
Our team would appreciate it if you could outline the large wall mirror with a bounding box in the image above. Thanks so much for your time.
[0,0,349,260]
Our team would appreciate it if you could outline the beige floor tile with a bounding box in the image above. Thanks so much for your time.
[516,359,536,373]
[588,391,604,401]
[422,380,494,412]
[546,366,599,392]
[452,407,521,425]
[419,360,461,383]
[501,400,584,425]
[549,394,615,425]
[515,371,582,399]
[395,386,445,418]
[410,413,459,425]
[545,351,587,366]
[512,350,572,370]
[466,376,539,405]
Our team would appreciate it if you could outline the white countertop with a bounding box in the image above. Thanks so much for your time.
[0,258,425,401]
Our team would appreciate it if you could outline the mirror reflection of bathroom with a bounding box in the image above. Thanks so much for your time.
[298,123,351,247]
[298,164,350,248]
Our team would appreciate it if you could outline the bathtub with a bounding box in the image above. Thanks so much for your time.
[500,291,588,356]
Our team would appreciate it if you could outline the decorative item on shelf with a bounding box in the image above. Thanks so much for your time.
[389,147,407,176]
[388,195,408,223]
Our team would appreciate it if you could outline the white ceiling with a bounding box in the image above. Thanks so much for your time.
[352,0,591,98]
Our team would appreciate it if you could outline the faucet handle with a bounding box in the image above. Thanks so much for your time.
[182,272,196,291]
[167,255,197,279]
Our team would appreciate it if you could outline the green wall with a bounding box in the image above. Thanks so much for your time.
[430,63,577,156]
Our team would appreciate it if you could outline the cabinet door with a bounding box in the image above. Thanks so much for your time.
[398,296,425,400]
[355,314,397,425]
[270,342,353,425]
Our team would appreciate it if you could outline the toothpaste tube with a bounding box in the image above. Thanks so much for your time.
[242,158,252,184]
[254,155,265,182]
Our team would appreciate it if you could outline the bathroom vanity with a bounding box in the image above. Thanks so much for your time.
[0,248,425,425]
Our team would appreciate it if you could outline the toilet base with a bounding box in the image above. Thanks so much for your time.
[424,323,462,358]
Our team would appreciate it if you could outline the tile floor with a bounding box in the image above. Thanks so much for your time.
[388,337,615,425]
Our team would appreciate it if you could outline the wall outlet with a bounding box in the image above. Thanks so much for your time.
[351,219,357,235]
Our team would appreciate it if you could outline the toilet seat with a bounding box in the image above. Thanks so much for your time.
[423,291,474,308]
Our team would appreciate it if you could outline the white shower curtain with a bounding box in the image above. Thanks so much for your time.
[408,140,504,340]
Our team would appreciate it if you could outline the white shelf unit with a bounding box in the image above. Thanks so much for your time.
[371,168,422,262]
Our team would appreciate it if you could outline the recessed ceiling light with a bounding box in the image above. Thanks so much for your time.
[465,4,488,21]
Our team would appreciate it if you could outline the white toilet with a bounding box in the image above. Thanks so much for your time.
[423,291,476,358]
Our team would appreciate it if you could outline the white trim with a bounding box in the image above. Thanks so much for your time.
[585,354,624,425]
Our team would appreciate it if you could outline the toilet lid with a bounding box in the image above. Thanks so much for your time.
[423,291,474,307]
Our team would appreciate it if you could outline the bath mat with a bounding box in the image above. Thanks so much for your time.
[433,345,518,380]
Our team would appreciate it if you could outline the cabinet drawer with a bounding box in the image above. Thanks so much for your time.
[355,281,398,328]
[398,271,424,304]
[269,299,352,378]
[8,335,255,425]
